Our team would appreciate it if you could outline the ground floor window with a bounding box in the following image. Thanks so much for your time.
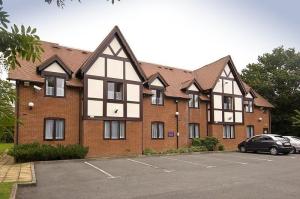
[246,125,254,138]
[223,125,235,139]
[44,118,65,140]
[189,123,199,138]
[151,122,164,139]
[104,121,125,140]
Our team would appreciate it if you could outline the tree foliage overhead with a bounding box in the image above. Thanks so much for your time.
[241,46,300,136]
[292,110,300,127]
[0,0,43,71]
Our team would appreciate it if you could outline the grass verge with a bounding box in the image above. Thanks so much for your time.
[0,143,13,156]
[0,182,14,199]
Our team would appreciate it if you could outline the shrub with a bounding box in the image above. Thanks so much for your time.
[165,148,179,154]
[191,138,203,146]
[191,146,208,152]
[178,147,192,153]
[0,131,14,143]
[143,148,157,155]
[8,143,89,163]
[218,144,225,151]
[202,137,219,151]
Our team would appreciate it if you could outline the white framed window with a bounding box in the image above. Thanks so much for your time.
[104,121,125,140]
[44,118,65,140]
[188,94,199,108]
[245,100,253,112]
[151,89,163,105]
[151,122,164,139]
[223,125,235,139]
[45,76,65,97]
[246,125,254,138]
[189,123,200,138]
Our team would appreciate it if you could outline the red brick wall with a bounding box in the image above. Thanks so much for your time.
[16,82,80,145]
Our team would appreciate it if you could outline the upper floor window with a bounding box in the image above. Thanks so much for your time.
[246,125,254,138]
[151,122,164,139]
[45,76,65,97]
[44,118,65,140]
[245,100,253,112]
[189,123,199,139]
[107,82,123,101]
[188,94,199,108]
[104,121,125,140]
[223,96,233,110]
[151,89,163,105]
[223,125,235,139]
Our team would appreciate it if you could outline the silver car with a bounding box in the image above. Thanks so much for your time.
[284,136,300,154]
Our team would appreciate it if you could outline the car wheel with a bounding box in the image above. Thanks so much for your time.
[290,147,296,154]
[270,147,278,155]
[240,146,246,153]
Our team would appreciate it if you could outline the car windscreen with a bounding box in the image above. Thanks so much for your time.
[273,136,288,141]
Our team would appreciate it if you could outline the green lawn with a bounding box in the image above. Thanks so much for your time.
[0,182,14,199]
[0,143,13,156]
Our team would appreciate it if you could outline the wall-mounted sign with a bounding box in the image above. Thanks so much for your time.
[168,131,175,137]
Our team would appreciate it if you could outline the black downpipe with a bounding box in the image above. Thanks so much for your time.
[175,100,179,149]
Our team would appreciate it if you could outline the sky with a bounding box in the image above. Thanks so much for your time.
[1,0,300,79]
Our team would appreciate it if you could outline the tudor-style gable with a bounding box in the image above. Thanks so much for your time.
[210,57,246,124]
[78,26,146,120]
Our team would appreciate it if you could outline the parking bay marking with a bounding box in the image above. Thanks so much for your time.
[162,156,216,168]
[220,154,273,162]
[84,161,119,179]
[191,155,248,165]
[127,158,175,173]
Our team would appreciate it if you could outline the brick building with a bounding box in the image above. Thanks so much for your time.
[8,26,273,157]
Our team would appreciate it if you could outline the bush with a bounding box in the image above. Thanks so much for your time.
[8,143,89,163]
[192,137,219,151]
[143,148,157,155]
[190,146,208,152]
[0,131,14,143]
[165,148,179,154]
[218,144,225,151]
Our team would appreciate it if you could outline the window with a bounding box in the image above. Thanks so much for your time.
[223,96,233,110]
[45,76,65,97]
[189,123,199,138]
[104,121,125,139]
[188,94,199,108]
[151,122,164,139]
[245,100,253,112]
[44,118,65,140]
[107,82,123,100]
[246,125,254,138]
[223,125,235,139]
[151,89,163,105]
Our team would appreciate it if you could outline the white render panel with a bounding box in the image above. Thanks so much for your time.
[235,112,243,123]
[86,57,105,76]
[224,112,234,122]
[214,110,223,122]
[88,79,103,99]
[221,71,226,77]
[188,83,199,92]
[228,72,234,78]
[234,97,243,111]
[87,100,103,117]
[107,59,124,79]
[125,62,141,82]
[118,49,127,58]
[127,84,140,102]
[127,103,140,118]
[233,81,242,95]
[151,78,164,87]
[110,38,121,53]
[213,79,222,92]
[246,92,253,99]
[224,64,231,75]
[44,62,66,74]
[107,103,124,117]
[103,47,113,55]
[213,94,222,109]
[223,79,233,94]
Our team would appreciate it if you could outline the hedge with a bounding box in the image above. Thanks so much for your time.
[192,137,219,151]
[8,143,89,163]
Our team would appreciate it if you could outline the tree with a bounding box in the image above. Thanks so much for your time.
[0,80,15,142]
[292,110,300,128]
[241,46,300,136]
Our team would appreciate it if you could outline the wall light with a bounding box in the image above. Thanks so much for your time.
[28,102,34,110]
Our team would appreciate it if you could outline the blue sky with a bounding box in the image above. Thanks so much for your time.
[2,0,300,73]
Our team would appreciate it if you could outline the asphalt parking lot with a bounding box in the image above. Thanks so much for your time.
[17,152,300,199]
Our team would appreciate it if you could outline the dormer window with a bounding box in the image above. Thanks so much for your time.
[245,100,253,113]
[45,76,65,97]
[151,89,163,105]
[188,93,199,108]
[107,82,123,101]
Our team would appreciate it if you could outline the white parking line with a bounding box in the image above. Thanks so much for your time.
[84,161,119,179]
[162,156,216,168]
[209,157,248,165]
[127,158,175,173]
[221,154,273,162]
